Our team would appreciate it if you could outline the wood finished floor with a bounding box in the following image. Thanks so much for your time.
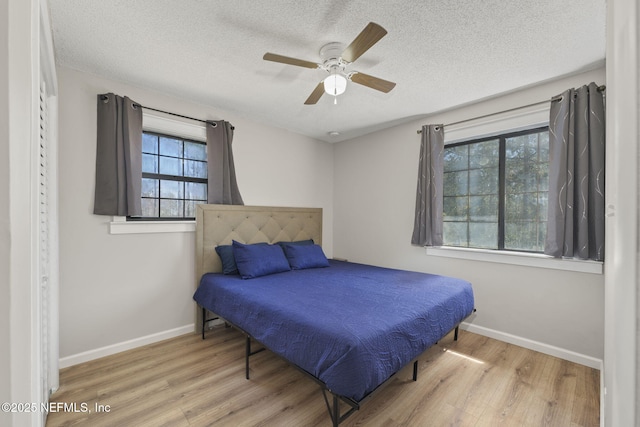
[47,327,600,426]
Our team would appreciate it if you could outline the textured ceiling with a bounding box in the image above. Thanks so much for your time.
[47,0,606,143]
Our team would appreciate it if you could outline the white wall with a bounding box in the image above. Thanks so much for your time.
[57,67,334,361]
[333,68,606,363]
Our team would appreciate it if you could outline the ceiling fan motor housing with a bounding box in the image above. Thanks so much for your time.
[319,42,347,70]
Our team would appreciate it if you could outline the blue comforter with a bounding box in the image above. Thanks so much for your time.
[193,260,474,402]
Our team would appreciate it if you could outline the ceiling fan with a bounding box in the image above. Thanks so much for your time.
[263,22,396,105]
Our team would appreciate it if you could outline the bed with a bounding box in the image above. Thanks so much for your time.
[193,204,475,426]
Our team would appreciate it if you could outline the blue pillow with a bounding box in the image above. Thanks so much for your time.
[216,242,270,275]
[281,243,330,270]
[215,245,239,275]
[276,239,314,247]
[232,240,291,279]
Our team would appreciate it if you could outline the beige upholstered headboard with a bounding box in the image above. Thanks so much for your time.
[195,203,323,280]
[194,204,323,330]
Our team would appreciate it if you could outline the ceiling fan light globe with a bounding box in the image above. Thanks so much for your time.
[323,74,347,96]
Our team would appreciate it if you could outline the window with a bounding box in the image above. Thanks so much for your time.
[132,131,208,220]
[443,127,549,252]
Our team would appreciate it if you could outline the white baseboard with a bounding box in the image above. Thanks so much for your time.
[59,324,195,369]
[59,322,602,372]
[460,322,603,371]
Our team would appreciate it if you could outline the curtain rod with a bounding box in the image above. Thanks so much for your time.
[99,94,233,130]
[416,84,606,134]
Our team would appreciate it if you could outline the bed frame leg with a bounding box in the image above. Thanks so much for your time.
[201,307,206,340]
[413,360,418,381]
[245,336,251,380]
[244,335,266,381]
[454,325,459,341]
[201,307,221,339]
[322,390,343,427]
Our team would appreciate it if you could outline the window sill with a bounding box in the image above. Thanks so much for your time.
[109,217,195,234]
[425,246,602,274]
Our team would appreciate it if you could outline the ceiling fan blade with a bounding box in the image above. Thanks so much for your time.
[350,72,396,93]
[263,53,319,69]
[304,82,325,105]
[341,22,388,63]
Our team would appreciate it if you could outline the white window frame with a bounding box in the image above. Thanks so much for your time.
[109,113,206,235]
[426,102,603,275]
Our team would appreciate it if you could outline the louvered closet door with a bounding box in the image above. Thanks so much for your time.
[39,80,50,415]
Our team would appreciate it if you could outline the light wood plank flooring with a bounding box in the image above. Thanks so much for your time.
[47,326,599,426]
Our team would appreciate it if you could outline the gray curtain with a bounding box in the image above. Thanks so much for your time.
[545,82,605,261]
[206,120,244,205]
[411,125,445,246]
[93,93,143,216]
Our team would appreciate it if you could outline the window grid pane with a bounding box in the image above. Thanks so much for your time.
[442,127,548,252]
[131,131,208,220]
[443,143,470,247]
[443,139,499,248]
[142,133,158,154]
[503,129,549,251]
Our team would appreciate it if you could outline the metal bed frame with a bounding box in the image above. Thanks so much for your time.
[200,306,474,426]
